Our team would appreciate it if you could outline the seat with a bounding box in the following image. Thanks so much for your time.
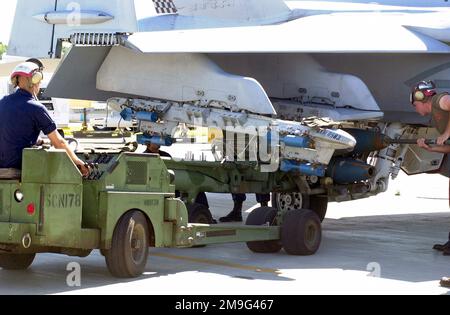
[0,168,21,179]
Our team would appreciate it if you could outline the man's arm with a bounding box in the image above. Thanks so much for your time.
[417,138,450,153]
[47,130,89,176]
[437,95,450,145]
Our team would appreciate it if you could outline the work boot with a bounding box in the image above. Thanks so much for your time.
[433,242,450,251]
[433,232,450,251]
[440,277,450,288]
[219,201,243,222]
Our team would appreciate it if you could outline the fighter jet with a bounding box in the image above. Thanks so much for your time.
[9,0,450,121]
[7,0,450,204]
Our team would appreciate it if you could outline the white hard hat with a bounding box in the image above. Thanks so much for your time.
[10,62,43,86]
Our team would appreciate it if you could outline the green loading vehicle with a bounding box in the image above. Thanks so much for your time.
[0,149,322,278]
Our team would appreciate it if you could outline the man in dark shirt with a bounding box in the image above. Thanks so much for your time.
[0,61,88,176]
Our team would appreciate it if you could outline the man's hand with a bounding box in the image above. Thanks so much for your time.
[417,138,433,151]
[75,159,90,177]
[437,133,450,146]
[48,130,90,177]
[36,139,44,146]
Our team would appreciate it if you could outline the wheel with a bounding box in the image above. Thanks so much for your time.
[281,209,321,255]
[105,211,149,278]
[310,195,328,222]
[245,207,282,253]
[188,203,213,224]
[0,253,35,270]
[273,192,310,212]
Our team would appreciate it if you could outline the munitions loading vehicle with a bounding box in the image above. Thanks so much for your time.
[0,147,330,278]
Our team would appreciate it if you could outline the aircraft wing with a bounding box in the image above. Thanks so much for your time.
[126,13,450,53]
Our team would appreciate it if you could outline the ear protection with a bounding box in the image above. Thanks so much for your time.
[411,80,436,104]
[29,70,43,86]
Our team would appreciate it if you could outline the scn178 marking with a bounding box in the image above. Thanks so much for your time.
[46,194,81,208]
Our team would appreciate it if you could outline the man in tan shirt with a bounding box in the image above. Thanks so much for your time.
[411,80,450,287]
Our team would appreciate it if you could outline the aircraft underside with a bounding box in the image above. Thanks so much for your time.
[209,53,450,125]
[45,39,449,204]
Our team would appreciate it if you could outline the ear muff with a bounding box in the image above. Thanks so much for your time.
[31,71,43,85]
[414,90,425,102]
[410,90,425,104]
[411,80,436,104]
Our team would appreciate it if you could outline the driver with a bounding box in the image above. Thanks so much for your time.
[0,59,89,176]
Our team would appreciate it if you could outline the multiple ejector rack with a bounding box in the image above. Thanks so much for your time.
[108,97,356,175]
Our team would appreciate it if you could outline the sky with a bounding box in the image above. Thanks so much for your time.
[0,1,17,44]
[0,0,156,44]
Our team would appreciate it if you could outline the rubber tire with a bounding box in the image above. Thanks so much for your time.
[245,207,282,253]
[105,211,149,278]
[0,253,35,270]
[188,203,214,224]
[310,196,328,222]
[281,209,322,256]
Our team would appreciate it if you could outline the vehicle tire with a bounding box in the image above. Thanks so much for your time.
[281,209,321,255]
[188,203,214,224]
[105,211,149,278]
[309,195,328,222]
[273,192,310,212]
[245,207,282,253]
[0,253,35,270]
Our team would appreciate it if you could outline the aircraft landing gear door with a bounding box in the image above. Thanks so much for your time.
[401,127,446,176]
